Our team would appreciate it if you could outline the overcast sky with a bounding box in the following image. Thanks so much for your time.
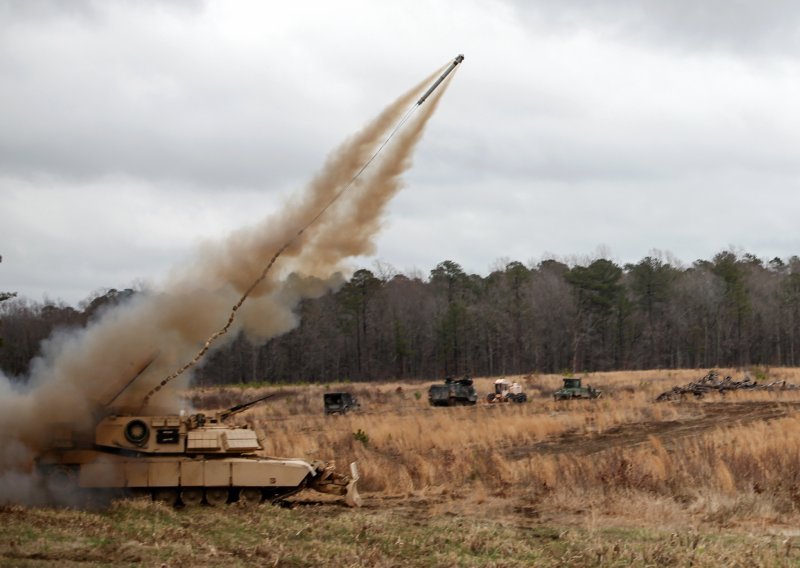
[2,0,800,305]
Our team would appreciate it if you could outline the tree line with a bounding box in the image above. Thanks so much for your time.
[3,250,800,385]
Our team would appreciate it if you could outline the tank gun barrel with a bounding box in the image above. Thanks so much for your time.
[218,392,276,421]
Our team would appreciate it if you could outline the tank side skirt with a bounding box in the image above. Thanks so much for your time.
[73,456,314,490]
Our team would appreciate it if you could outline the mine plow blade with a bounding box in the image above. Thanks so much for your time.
[345,462,362,508]
[308,461,362,507]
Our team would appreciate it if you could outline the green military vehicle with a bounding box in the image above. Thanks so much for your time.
[323,392,361,415]
[428,376,478,406]
[553,377,602,401]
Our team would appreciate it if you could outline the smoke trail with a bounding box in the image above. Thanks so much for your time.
[0,62,457,502]
[180,63,448,296]
[301,70,457,273]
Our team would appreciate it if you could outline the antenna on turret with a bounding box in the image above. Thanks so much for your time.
[218,392,276,421]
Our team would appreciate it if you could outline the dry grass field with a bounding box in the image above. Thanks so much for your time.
[5,367,800,566]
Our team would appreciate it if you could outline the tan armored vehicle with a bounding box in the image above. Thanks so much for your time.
[38,394,361,507]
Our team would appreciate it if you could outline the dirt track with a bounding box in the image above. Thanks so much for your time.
[506,400,800,460]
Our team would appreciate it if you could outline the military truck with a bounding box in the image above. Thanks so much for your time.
[323,392,361,415]
[486,378,528,403]
[553,377,602,400]
[428,376,478,406]
[37,393,361,507]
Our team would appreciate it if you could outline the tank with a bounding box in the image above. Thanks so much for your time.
[36,394,361,507]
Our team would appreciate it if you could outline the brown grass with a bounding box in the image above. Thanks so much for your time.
[203,367,800,530]
[7,367,800,565]
[4,497,800,567]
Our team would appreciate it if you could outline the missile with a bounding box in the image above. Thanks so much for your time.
[417,54,464,106]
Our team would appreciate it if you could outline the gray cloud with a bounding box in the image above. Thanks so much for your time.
[0,0,367,189]
[0,0,204,22]
[0,0,102,22]
[508,0,800,55]
[3,0,800,304]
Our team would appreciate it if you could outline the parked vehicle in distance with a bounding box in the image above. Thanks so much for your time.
[324,392,361,415]
[428,376,478,406]
[553,377,602,400]
[486,378,528,403]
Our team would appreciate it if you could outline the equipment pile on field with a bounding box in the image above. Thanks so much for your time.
[655,370,800,402]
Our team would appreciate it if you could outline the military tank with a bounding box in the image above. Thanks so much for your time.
[37,392,361,507]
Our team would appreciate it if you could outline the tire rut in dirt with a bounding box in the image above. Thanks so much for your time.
[505,401,800,460]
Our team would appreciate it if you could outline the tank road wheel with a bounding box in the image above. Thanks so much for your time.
[238,488,263,506]
[46,466,78,494]
[45,466,81,506]
[180,489,203,507]
[152,489,177,506]
[205,488,229,506]
[128,489,151,502]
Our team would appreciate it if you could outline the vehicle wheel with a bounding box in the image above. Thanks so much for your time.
[238,488,263,506]
[152,489,177,506]
[180,489,203,507]
[205,488,229,506]
[487,394,495,403]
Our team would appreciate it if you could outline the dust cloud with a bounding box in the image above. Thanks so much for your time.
[0,62,458,502]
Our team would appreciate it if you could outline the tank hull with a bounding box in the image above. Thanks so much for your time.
[39,450,312,490]
[37,450,361,506]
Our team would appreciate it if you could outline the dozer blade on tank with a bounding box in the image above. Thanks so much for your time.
[37,393,361,507]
